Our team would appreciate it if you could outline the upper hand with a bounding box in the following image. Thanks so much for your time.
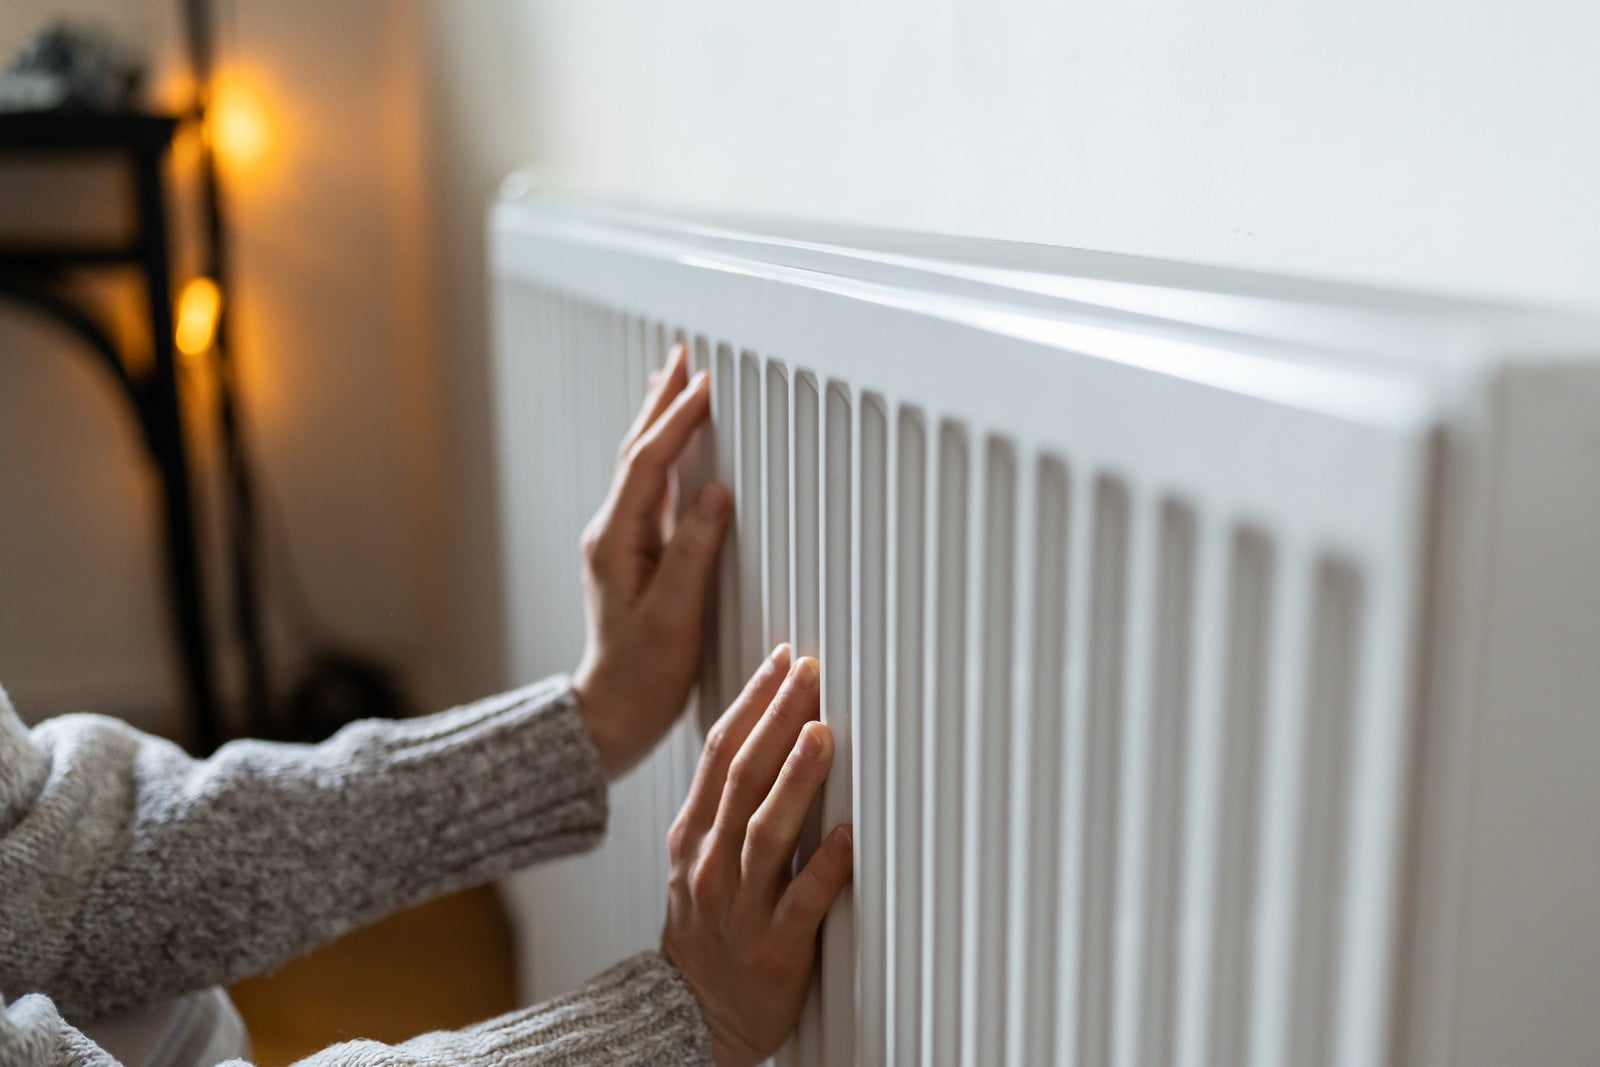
[660,646,855,1066]
[572,344,730,779]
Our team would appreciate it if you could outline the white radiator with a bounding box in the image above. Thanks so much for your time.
[488,195,1600,1067]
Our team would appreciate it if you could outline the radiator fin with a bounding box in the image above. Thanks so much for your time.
[765,365,791,653]
[1136,501,1197,1067]
[925,421,969,1067]
[820,383,856,1063]
[1289,562,1363,1067]
[961,439,1017,1066]
[790,370,824,1066]
[1008,456,1070,1066]
[856,395,889,1064]
[889,408,927,1065]
[738,353,765,678]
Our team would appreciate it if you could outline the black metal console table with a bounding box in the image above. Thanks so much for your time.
[0,110,226,750]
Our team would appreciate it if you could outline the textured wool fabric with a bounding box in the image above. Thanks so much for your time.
[83,986,249,1066]
[0,679,713,1066]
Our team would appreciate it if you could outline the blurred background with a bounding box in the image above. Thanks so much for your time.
[1,0,1596,1060]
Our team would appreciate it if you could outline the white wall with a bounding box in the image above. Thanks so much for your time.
[440,0,1600,311]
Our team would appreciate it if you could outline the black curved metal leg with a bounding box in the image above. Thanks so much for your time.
[135,144,225,753]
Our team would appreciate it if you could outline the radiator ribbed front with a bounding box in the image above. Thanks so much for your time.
[491,201,1439,1064]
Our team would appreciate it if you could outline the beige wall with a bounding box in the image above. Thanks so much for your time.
[407,5,543,713]
[457,0,1600,311]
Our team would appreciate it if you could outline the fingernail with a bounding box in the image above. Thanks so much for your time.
[770,643,791,666]
[792,657,818,689]
[689,369,710,392]
[796,721,821,758]
[695,483,729,519]
[832,824,854,855]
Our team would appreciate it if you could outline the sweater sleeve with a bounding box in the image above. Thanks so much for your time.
[0,952,713,1066]
[0,677,609,1022]
[286,951,712,1065]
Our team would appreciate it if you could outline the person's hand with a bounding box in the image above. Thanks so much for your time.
[572,344,730,780]
[661,646,855,1067]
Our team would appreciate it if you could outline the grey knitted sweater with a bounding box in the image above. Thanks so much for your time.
[0,678,713,1065]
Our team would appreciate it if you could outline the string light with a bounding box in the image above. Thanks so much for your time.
[175,276,223,359]
[208,76,271,172]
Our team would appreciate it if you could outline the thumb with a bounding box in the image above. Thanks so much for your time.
[646,483,731,624]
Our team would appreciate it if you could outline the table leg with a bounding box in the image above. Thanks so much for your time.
[135,144,226,753]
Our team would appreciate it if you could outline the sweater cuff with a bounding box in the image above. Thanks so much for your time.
[317,951,714,1066]
[467,951,713,1063]
[360,676,611,880]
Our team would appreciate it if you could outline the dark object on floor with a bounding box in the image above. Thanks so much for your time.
[284,653,410,742]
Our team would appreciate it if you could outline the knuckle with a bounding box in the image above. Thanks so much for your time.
[624,435,663,472]
[724,757,760,800]
[770,768,807,812]
[668,865,691,901]
[665,815,689,858]
[579,523,603,564]
[668,849,691,888]
[765,699,799,735]
[701,725,730,764]
[794,864,824,899]
[687,856,721,900]
[742,815,777,858]
[807,851,841,889]
[682,510,720,548]
[778,745,809,783]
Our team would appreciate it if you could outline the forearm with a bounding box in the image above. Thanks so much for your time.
[0,677,608,1022]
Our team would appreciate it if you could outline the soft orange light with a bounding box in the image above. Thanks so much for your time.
[176,277,223,359]
[209,80,271,172]
[170,119,204,175]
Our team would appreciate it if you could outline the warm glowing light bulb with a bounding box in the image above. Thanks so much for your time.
[209,80,271,172]
[176,277,223,359]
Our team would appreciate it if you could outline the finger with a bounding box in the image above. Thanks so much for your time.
[619,344,688,457]
[712,658,820,852]
[741,720,834,899]
[771,823,854,951]
[643,482,730,626]
[676,645,792,839]
[610,370,712,536]
[657,480,674,542]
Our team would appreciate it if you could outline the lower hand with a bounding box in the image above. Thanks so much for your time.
[572,344,730,779]
[660,646,855,1067]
